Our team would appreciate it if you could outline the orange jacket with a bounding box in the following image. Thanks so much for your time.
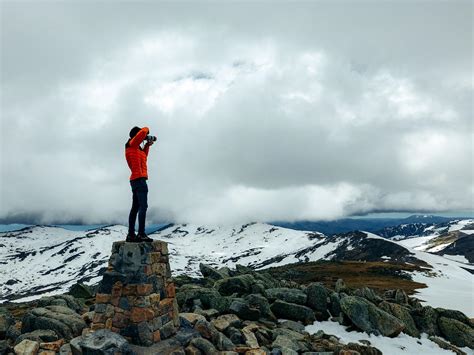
[125,127,150,181]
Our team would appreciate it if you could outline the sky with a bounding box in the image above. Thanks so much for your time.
[0,1,472,225]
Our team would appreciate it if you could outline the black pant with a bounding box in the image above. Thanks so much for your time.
[128,177,148,234]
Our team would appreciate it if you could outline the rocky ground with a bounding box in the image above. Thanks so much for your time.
[1,263,473,355]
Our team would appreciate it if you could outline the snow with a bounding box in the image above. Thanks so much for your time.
[305,320,473,355]
[448,219,474,232]
[404,249,474,316]
[442,254,470,264]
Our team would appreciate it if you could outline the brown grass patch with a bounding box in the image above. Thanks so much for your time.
[261,260,428,295]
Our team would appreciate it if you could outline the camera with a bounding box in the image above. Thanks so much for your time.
[146,135,157,143]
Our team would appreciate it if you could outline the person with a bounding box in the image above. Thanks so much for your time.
[125,126,154,242]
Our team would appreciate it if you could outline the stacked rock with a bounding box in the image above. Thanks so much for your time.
[91,240,179,346]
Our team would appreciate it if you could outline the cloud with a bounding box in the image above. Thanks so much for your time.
[0,2,472,225]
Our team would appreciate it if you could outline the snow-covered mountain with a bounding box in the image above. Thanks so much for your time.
[1,221,473,316]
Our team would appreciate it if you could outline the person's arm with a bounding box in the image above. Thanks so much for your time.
[129,127,149,148]
[143,142,150,156]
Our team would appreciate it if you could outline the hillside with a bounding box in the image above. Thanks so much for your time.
[1,221,473,316]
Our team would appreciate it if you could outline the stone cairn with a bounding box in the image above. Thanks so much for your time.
[91,241,179,346]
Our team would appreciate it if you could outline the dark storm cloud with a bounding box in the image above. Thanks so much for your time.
[1,1,472,225]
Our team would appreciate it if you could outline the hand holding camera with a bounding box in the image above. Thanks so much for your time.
[145,135,157,145]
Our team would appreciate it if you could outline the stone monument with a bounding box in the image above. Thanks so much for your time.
[91,240,179,346]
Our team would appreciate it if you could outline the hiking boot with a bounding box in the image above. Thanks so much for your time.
[126,231,137,242]
[136,232,153,242]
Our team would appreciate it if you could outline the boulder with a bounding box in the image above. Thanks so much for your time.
[69,282,94,299]
[224,326,244,345]
[394,289,408,305]
[37,295,84,314]
[353,287,382,304]
[265,288,307,305]
[211,314,241,332]
[428,336,467,355]
[270,300,315,325]
[21,306,86,341]
[340,296,404,337]
[0,308,13,340]
[178,286,230,312]
[212,331,235,351]
[244,294,275,321]
[438,317,474,348]
[189,337,218,355]
[214,275,256,296]
[411,306,439,336]
[13,339,39,355]
[179,313,207,326]
[200,263,226,280]
[305,283,329,320]
[228,299,260,321]
[379,301,420,338]
[78,329,131,354]
[328,292,342,318]
[278,320,305,333]
[15,330,58,345]
[436,308,472,326]
[335,279,346,293]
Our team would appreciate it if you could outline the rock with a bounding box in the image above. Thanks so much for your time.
[59,343,72,355]
[438,317,474,348]
[180,313,207,326]
[278,320,305,333]
[244,294,275,321]
[37,295,84,314]
[178,286,230,312]
[340,296,404,337]
[40,339,64,352]
[69,336,82,355]
[14,339,39,355]
[6,324,20,342]
[194,319,217,339]
[78,329,131,354]
[436,308,472,326]
[335,279,346,293]
[328,292,342,319]
[265,288,307,305]
[305,283,329,320]
[224,326,244,345]
[353,287,382,304]
[0,308,13,340]
[270,300,315,325]
[428,336,467,355]
[241,326,259,348]
[271,328,306,342]
[15,330,59,345]
[272,335,299,352]
[194,309,220,320]
[211,314,241,332]
[212,331,235,351]
[21,306,87,341]
[184,344,202,355]
[411,306,439,336]
[69,282,94,299]
[189,337,218,355]
[199,264,226,280]
[228,299,260,321]
[394,289,408,305]
[235,264,254,275]
[379,301,420,338]
[0,340,9,355]
[345,342,382,355]
[214,275,256,296]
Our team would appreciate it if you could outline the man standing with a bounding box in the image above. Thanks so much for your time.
[125,126,154,242]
